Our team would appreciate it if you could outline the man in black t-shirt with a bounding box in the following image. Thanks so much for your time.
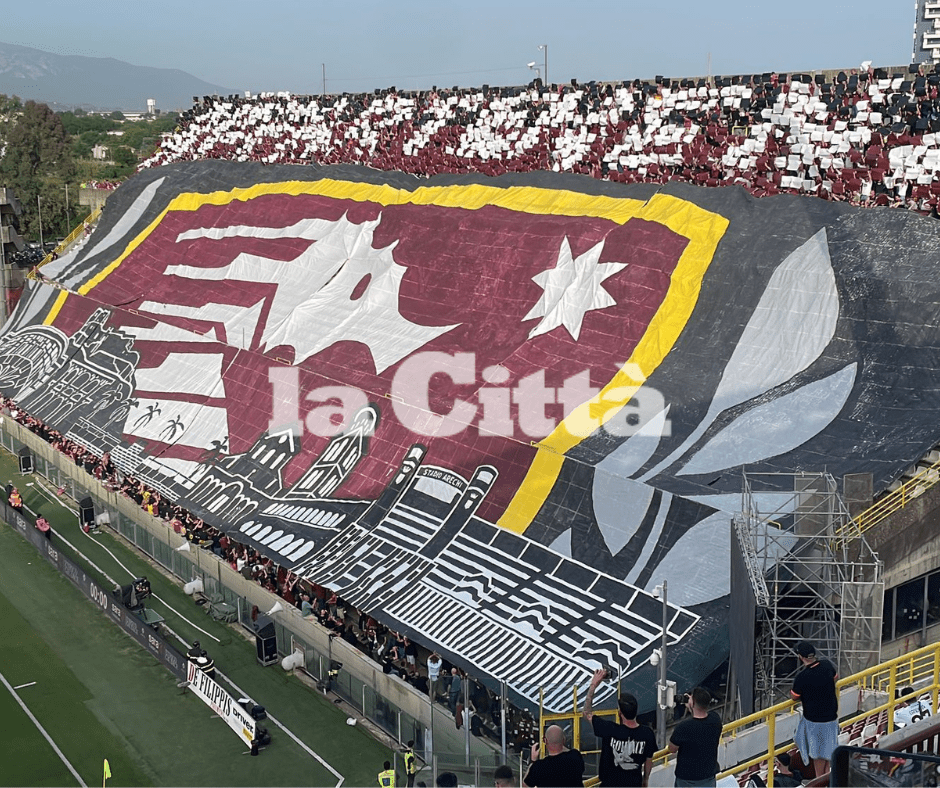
[582,668,657,786]
[523,724,584,787]
[668,687,722,787]
[791,640,839,778]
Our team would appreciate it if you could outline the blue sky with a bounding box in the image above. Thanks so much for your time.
[5,0,914,94]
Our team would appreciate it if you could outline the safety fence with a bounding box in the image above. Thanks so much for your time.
[0,497,187,681]
[32,207,103,273]
[833,456,940,545]
[0,417,508,767]
[666,642,940,786]
[8,417,940,785]
[0,420,438,761]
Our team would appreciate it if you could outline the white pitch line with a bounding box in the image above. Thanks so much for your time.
[210,666,345,786]
[28,476,220,643]
[13,681,36,689]
[21,471,343,785]
[0,669,87,787]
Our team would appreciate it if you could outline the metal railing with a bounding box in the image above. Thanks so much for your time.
[833,456,940,545]
[535,642,940,787]
[666,641,940,786]
[31,207,103,274]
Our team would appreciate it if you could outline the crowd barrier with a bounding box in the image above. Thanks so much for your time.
[0,497,187,681]
[0,416,456,759]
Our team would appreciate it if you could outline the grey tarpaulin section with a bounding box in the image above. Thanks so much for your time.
[4,161,940,711]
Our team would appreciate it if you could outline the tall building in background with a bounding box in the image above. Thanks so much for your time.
[914,1,940,64]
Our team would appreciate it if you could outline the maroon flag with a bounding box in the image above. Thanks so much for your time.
[54,189,688,519]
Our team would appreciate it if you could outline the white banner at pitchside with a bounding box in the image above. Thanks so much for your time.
[186,660,257,746]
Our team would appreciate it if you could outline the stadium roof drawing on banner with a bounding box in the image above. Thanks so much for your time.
[6,161,940,709]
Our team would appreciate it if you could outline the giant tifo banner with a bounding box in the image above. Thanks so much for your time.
[5,161,940,711]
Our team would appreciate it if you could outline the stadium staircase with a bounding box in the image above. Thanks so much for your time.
[832,451,940,548]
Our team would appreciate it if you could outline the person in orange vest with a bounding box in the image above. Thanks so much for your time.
[9,487,23,512]
[35,515,51,541]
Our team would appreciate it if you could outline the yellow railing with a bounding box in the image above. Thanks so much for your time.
[31,207,103,275]
[542,641,940,788]
[537,685,619,768]
[685,642,940,786]
[832,457,940,545]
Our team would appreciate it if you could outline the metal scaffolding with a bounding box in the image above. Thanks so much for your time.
[735,472,883,709]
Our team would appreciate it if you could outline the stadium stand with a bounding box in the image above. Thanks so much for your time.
[142,63,940,214]
[18,58,940,784]
[1,398,529,751]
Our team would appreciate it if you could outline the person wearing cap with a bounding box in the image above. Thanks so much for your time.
[791,641,839,778]
[195,650,215,680]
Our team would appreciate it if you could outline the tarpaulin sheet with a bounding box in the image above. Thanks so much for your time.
[6,160,940,711]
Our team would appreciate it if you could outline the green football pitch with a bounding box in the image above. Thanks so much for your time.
[0,450,394,787]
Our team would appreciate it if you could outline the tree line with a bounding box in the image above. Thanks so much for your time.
[0,94,178,243]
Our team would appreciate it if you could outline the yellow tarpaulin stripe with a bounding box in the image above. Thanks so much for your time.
[41,179,728,537]
[497,193,728,533]
[45,179,646,325]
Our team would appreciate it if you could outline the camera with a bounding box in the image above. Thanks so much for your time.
[677,692,691,707]
[602,665,617,681]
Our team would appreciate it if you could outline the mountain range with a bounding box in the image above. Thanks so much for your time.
[0,41,236,112]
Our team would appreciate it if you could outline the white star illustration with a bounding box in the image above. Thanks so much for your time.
[524,237,627,341]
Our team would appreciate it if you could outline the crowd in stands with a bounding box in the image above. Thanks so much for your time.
[141,62,940,215]
[80,180,121,191]
[2,398,538,752]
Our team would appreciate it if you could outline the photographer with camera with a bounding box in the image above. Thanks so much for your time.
[667,687,722,787]
[582,667,657,786]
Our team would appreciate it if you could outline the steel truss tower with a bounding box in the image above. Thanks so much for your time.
[734,472,883,709]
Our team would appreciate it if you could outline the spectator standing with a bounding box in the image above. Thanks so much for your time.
[403,637,417,672]
[378,760,396,788]
[9,486,22,512]
[582,668,657,786]
[300,593,315,618]
[791,640,839,778]
[402,740,418,788]
[427,652,443,701]
[448,667,462,713]
[668,687,722,788]
[522,724,585,787]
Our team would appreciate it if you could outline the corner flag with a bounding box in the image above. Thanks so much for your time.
[103,758,111,787]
